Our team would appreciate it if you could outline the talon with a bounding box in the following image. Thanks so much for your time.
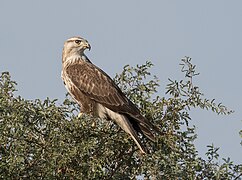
[91,122,96,127]
[78,113,84,118]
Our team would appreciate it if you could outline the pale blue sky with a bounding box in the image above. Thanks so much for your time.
[1,1,241,164]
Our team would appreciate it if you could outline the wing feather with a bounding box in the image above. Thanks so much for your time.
[66,62,129,108]
[65,60,159,135]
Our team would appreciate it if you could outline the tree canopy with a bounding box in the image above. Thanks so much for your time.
[0,57,241,179]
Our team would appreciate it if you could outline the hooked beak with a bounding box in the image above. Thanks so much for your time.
[84,41,91,51]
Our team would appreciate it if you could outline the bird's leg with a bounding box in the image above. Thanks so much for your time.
[78,112,84,118]
[78,107,84,118]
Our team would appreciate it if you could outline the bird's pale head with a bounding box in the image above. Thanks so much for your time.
[62,36,91,63]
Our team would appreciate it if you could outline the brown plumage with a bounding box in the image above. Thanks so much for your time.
[62,36,158,153]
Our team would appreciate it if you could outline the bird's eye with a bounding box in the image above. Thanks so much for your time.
[75,40,81,44]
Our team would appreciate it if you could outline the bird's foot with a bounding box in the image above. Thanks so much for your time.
[78,112,84,118]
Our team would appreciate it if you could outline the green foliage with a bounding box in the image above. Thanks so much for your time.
[0,58,241,179]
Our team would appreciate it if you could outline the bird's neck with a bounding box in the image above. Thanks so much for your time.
[80,54,92,63]
[62,53,92,67]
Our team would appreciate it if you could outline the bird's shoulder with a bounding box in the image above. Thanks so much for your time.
[66,59,108,80]
[64,58,124,97]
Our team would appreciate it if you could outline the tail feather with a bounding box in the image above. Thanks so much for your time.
[105,108,147,153]
[129,114,159,142]
[116,115,147,154]
[139,123,156,142]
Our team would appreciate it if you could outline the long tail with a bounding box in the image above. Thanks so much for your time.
[128,113,160,143]
[117,115,147,154]
[105,108,147,153]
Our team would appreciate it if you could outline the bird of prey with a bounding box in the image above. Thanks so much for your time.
[61,36,158,154]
